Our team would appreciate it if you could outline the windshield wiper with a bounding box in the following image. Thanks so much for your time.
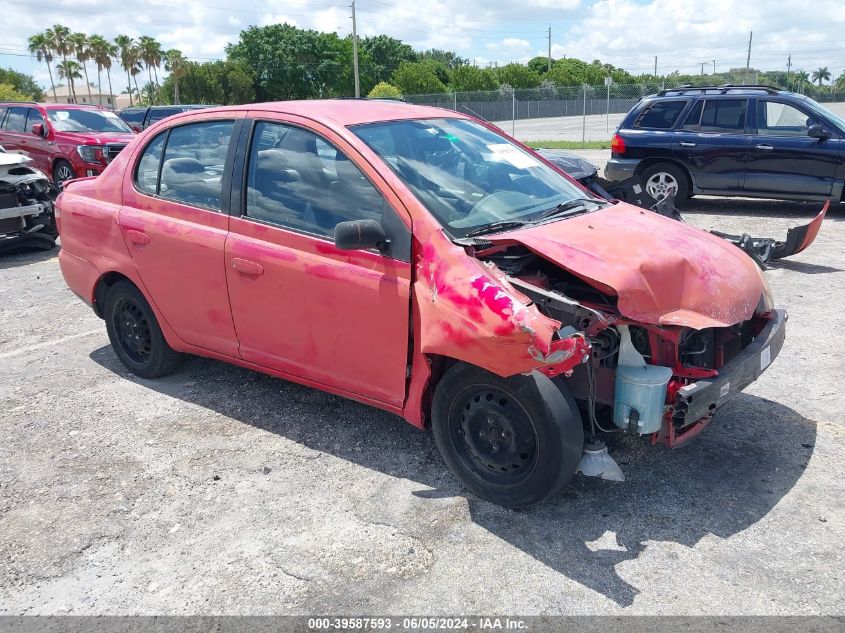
[531,197,606,223]
[463,220,527,238]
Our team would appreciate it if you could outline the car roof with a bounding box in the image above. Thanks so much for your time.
[195,99,467,127]
[0,102,108,111]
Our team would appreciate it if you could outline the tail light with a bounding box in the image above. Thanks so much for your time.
[610,133,626,155]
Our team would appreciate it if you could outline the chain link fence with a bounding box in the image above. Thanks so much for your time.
[403,82,845,140]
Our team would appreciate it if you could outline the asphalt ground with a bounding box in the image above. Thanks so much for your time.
[1,172,843,615]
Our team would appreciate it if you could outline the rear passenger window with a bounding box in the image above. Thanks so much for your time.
[698,99,747,133]
[159,121,235,210]
[634,100,687,129]
[244,121,385,239]
[4,107,27,132]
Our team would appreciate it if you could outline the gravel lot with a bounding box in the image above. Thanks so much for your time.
[1,183,843,615]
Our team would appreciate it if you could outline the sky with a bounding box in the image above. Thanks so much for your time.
[2,0,845,90]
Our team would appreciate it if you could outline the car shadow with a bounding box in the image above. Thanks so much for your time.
[767,259,844,274]
[0,244,57,269]
[90,346,815,607]
[679,197,841,221]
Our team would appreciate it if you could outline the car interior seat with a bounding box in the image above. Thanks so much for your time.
[160,157,220,208]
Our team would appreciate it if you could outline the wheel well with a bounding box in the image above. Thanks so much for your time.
[420,354,460,428]
[92,271,134,318]
[51,157,72,177]
[634,158,693,190]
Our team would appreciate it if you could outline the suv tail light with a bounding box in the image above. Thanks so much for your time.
[610,133,625,155]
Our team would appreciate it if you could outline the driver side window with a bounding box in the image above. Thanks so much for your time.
[757,101,812,137]
[244,121,385,238]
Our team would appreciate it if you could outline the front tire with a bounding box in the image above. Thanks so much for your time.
[640,162,690,202]
[53,159,77,187]
[432,364,584,508]
[103,281,184,378]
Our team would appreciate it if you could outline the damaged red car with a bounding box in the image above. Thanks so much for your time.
[57,101,786,507]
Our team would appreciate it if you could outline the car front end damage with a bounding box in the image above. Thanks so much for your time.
[0,152,58,254]
[411,202,785,457]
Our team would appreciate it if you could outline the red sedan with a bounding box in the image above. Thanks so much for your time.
[56,100,785,507]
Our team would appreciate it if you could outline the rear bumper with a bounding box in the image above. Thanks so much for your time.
[673,309,787,426]
[58,248,99,308]
[604,157,640,182]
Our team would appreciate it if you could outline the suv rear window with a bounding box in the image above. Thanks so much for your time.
[687,99,747,133]
[634,100,687,129]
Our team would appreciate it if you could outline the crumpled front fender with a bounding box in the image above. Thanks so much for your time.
[414,231,591,378]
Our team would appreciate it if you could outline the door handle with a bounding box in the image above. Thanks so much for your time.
[755,144,774,150]
[231,258,264,276]
[125,229,150,245]
[679,141,696,147]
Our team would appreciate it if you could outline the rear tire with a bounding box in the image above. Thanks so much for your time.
[431,363,584,508]
[640,162,690,202]
[103,281,184,378]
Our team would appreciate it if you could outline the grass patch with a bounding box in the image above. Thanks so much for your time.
[526,140,611,149]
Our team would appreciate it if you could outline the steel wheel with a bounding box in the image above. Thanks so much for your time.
[452,385,538,483]
[645,170,679,200]
[112,297,153,364]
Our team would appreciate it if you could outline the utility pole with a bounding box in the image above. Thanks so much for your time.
[745,30,753,82]
[351,0,360,98]
[712,60,716,75]
[654,56,657,76]
[547,26,552,73]
[700,62,706,76]
[786,54,792,89]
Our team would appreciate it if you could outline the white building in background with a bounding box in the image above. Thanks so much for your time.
[42,84,135,109]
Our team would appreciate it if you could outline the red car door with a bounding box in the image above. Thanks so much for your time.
[119,115,244,357]
[224,116,412,407]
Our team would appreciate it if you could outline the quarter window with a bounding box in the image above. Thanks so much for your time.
[634,100,688,129]
[697,99,747,133]
[757,101,812,136]
[244,121,385,238]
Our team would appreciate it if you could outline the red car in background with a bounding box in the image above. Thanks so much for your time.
[55,100,785,507]
[0,102,135,185]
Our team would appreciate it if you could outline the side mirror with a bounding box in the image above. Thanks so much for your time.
[808,124,829,140]
[31,123,45,137]
[334,219,389,252]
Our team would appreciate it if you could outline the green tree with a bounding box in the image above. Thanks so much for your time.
[160,60,254,105]
[527,55,553,75]
[495,63,541,89]
[227,24,355,100]
[56,59,82,99]
[27,33,56,101]
[360,35,416,85]
[164,49,187,104]
[448,64,497,92]
[47,24,74,100]
[418,49,467,69]
[391,60,447,95]
[69,32,93,103]
[0,68,44,100]
[114,35,138,106]
[88,35,117,107]
[0,83,29,101]
[812,66,831,86]
[367,82,402,98]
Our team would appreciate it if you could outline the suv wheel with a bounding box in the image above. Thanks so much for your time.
[641,162,689,202]
[53,159,77,187]
[431,363,584,508]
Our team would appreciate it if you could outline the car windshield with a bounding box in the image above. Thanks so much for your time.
[351,117,590,238]
[798,96,845,132]
[47,108,133,133]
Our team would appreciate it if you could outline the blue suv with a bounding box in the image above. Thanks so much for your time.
[605,85,845,203]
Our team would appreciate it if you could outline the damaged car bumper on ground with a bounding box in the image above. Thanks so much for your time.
[0,151,58,254]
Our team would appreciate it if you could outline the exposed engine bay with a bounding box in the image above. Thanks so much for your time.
[0,151,58,254]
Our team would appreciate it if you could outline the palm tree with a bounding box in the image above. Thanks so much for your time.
[794,70,810,93]
[88,35,111,106]
[47,24,74,100]
[164,49,187,104]
[129,45,143,104]
[812,66,831,87]
[28,32,57,102]
[114,35,136,106]
[70,32,93,103]
[138,36,163,104]
[57,60,83,101]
